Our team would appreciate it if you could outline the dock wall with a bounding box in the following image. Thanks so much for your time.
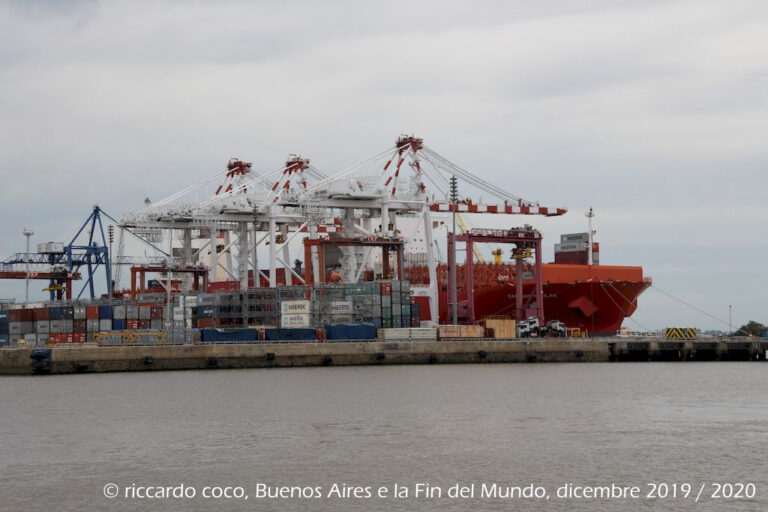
[1,339,765,375]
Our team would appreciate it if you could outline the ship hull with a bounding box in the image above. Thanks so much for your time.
[410,263,651,336]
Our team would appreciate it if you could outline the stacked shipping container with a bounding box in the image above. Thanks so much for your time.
[0,280,418,347]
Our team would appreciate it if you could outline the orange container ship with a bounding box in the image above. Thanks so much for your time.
[405,231,651,336]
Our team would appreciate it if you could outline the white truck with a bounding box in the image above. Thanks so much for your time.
[516,317,540,338]
[517,318,567,338]
[542,320,567,338]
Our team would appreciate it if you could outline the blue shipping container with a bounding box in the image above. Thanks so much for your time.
[113,319,126,330]
[0,336,8,347]
[49,307,63,320]
[264,328,316,341]
[200,329,258,343]
[196,306,215,318]
[0,317,8,335]
[325,323,376,340]
[99,306,112,319]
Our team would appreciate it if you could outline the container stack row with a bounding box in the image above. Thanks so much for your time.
[0,280,419,347]
[0,303,172,345]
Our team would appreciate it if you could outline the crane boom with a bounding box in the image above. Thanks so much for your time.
[455,213,485,263]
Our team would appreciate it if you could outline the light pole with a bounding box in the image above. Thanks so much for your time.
[167,218,174,330]
[585,207,595,266]
[107,224,114,301]
[450,175,458,325]
[729,304,732,335]
[22,228,34,306]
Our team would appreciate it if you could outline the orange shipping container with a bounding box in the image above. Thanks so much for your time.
[482,318,516,339]
[459,325,485,338]
[437,325,462,339]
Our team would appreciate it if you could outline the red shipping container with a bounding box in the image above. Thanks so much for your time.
[73,333,87,343]
[127,319,139,330]
[33,308,50,321]
[381,283,391,295]
[86,305,99,319]
[206,280,240,293]
[50,333,74,344]
[138,320,150,330]
[73,319,87,333]
[150,306,164,319]
[196,317,214,328]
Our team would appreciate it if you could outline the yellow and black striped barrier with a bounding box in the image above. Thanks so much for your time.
[665,327,697,339]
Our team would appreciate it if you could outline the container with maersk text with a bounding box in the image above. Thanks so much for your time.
[280,300,312,315]
[281,313,311,328]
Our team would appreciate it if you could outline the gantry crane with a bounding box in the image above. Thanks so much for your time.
[455,213,485,263]
[116,134,566,325]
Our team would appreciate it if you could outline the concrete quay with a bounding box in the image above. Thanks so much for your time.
[0,338,766,375]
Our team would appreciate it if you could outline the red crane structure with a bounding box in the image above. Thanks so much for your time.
[0,269,78,300]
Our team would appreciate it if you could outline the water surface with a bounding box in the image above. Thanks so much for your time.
[0,363,765,511]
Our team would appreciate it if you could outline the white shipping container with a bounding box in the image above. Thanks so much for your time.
[37,242,65,254]
[560,233,589,243]
[281,313,312,328]
[280,300,311,315]
[320,301,353,314]
[321,314,354,324]
[378,327,438,341]
[555,241,589,253]
[99,319,112,331]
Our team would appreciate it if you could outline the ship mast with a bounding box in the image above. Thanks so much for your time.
[586,207,595,266]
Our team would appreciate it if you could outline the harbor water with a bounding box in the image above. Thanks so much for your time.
[0,363,765,511]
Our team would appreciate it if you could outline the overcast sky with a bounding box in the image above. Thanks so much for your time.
[1,0,766,330]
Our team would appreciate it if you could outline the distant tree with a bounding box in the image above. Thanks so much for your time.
[735,320,766,337]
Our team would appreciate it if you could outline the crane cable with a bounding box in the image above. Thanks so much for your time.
[647,284,739,331]
[601,283,651,332]
[604,281,656,325]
